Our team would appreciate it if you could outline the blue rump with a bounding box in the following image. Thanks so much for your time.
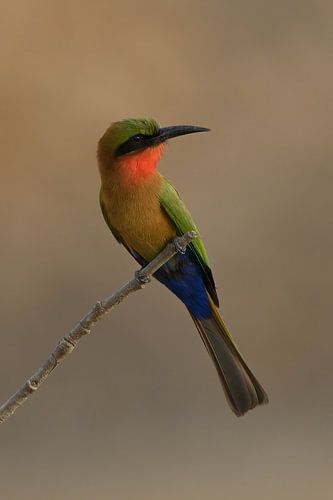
[154,248,212,319]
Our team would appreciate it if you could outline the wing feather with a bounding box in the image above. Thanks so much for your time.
[159,178,219,306]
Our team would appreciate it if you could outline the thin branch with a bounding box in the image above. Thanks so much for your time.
[0,231,196,424]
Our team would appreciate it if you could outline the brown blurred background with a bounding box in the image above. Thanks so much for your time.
[0,1,332,498]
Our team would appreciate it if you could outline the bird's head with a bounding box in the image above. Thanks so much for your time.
[97,117,209,184]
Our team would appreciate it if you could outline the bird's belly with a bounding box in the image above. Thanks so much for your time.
[105,193,176,261]
[121,215,176,261]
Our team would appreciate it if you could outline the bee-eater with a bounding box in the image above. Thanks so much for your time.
[97,118,268,416]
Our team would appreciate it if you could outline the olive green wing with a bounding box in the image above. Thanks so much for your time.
[159,177,219,306]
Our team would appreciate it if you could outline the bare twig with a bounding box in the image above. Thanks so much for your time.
[0,231,196,424]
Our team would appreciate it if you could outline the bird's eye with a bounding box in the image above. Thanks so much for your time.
[132,134,143,143]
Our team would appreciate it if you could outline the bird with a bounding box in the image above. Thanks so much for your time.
[97,117,268,416]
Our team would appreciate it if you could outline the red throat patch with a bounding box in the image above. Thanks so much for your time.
[118,144,165,185]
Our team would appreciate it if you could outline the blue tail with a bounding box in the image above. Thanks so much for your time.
[154,249,268,416]
[154,249,212,318]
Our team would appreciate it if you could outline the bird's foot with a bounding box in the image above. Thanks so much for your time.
[135,270,151,286]
[174,237,187,255]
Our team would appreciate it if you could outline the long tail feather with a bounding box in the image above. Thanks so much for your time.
[189,301,268,416]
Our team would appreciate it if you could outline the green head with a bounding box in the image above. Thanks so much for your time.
[98,117,209,161]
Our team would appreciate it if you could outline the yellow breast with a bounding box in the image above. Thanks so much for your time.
[101,173,176,261]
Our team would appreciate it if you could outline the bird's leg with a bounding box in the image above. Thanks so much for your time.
[135,270,151,286]
[174,237,187,255]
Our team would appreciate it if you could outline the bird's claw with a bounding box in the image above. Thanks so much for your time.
[135,270,151,285]
[174,238,187,255]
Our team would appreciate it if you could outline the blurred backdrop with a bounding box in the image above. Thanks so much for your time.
[0,1,332,499]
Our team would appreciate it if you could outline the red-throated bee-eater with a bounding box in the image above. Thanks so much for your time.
[97,118,268,416]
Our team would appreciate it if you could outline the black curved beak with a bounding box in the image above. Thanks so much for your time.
[116,124,210,157]
[154,125,210,145]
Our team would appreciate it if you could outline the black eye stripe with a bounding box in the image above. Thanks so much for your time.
[133,134,143,142]
[115,131,159,157]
